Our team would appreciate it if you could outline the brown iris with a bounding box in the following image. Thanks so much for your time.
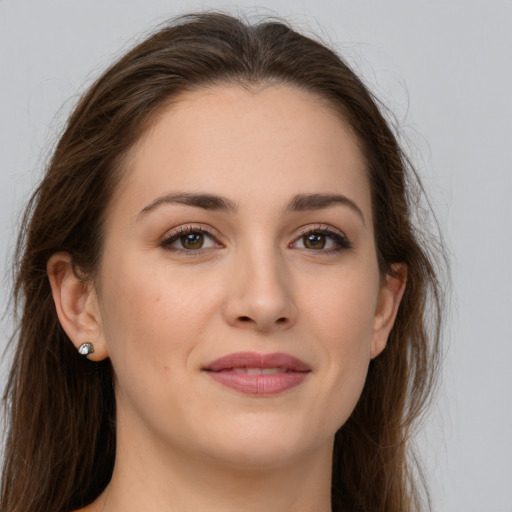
[181,232,204,249]
[303,233,326,249]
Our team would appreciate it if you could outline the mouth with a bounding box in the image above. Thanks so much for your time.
[202,352,311,396]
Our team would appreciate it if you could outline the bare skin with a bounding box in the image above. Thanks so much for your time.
[49,85,405,512]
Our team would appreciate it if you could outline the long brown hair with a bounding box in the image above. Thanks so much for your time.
[2,12,446,512]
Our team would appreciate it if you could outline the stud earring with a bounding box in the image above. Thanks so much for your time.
[78,342,95,356]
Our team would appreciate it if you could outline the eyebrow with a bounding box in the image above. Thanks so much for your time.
[138,192,238,219]
[286,193,365,224]
[138,191,364,224]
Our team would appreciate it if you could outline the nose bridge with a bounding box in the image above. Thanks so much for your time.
[223,236,297,331]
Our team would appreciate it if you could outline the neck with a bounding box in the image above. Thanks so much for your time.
[88,427,334,512]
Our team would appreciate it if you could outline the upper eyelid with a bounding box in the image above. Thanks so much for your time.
[161,223,221,241]
[293,223,348,239]
[290,224,353,251]
[159,222,350,246]
[159,226,221,255]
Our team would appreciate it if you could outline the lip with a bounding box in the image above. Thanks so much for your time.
[202,351,311,396]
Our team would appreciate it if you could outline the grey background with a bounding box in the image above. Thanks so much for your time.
[1,1,511,510]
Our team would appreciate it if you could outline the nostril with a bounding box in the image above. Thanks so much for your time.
[239,316,252,322]
[276,317,287,324]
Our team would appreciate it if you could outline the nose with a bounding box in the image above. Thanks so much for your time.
[222,247,298,333]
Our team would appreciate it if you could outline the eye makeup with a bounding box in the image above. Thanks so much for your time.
[159,222,352,257]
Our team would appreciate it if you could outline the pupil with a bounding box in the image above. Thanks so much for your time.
[182,233,203,249]
[305,233,325,249]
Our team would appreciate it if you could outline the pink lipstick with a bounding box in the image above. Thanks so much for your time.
[202,352,311,395]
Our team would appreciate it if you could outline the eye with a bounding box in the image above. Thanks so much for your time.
[179,232,208,250]
[290,227,352,252]
[161,226,219,252]
[302,232,328,250]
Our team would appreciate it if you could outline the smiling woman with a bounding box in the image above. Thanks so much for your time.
[1,12,445,512]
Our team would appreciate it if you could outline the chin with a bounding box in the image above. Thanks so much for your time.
[203,440,310,471]
[190,415,332,470]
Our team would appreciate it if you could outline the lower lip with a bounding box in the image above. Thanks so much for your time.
[205,370,309,395]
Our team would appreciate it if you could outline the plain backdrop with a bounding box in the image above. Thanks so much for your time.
[1,1,511,510]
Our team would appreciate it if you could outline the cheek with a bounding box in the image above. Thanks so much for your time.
[301,262,379,350]
[97,255,221,377]
[95,255,227,439]
[297,264,380,424]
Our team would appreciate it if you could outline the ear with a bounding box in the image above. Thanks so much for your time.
[47,252,109,361]
[370,263,407,359]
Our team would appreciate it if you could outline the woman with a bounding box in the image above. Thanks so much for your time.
[1,12,444,512]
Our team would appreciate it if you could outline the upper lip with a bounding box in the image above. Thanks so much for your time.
[202,351,311,372]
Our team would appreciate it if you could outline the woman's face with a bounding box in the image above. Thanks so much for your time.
[91,84,401,469]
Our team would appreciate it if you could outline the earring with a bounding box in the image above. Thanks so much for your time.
[78,342,95,356]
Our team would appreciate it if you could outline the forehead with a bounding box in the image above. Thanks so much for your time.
[114,84,371,221]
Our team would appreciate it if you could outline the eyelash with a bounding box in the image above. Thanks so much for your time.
[160,225,220,255]
[291,226,353,253]
[160,224,352,255]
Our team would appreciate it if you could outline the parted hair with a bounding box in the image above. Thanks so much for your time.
[1,12,445,512]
